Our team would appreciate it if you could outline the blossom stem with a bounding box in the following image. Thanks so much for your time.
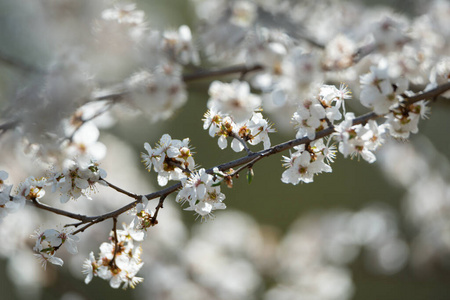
[151,195,166,225]
[110,217,119,269]
[230,132,253,155]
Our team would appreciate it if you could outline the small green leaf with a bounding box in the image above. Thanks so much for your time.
[247,168,254,184]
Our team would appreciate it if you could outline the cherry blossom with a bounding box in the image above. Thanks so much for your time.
[141,134,195,186]
[176,168,227,220]
[281,141,333,185]
[360,62,409,115]
[82,227,144,289]
[207,80,261,122]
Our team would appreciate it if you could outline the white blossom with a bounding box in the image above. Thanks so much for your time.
[177,168,227,220]
[281,142,333,185]
[360,63,409,115]
[126,65,187,122]
[141,134,195,186]
[207,80,261,123]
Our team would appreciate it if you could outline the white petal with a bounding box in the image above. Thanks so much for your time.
[157,174,169,186]
[231,138,244,152]
[73,122,99,145]
[218,136,228,149]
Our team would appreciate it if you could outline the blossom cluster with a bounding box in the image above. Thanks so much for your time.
[292,84,350,140]
[0,170,27,222]
[141,134,195,186]
[96,3,198,122]
[280,70,430,184]
[334,114,385,164]
[141,135,227,220]
[49,160,107,203]
[0,172,47,222]
[176,168,227,220]
[0,161,106,270]
[32,228,79,270]
[82,223,144,289]
[0,160,106,223]
[281,140,334,185]
[360,63,409,115]
[203,80,275,152]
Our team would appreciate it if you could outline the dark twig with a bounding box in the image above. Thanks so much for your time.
[151,195,167,226]
[101,179,140,200]
[90,64,264,102]
[30,198,87,221]
[0,120,19,136]
[0,50,45,74]
[182,64,264,82]
[30,82,450,233]
[229,132,253,155]
[110,217,119,268]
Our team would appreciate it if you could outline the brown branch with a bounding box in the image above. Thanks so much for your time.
[0,120,19,136]
[182,64,263,82]
[150,195,167,226]
[101,179,140,200]
[110,217,119,269]
[30,198,87,221]
[0,50,45,74]
[72,221,98,235]
[31,82,450,233]
[90,64,264,102]
[91,85,129,102]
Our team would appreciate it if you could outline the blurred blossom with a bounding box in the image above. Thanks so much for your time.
[125,65,187,122]
[138,210,266,300]
[366,239,409,274]
[264,266,353,300]
[207,80,261,123]
[7,250,45,299]
[379,138,450,271]
[64,122,107,165]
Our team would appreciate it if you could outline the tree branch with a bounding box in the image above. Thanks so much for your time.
[182,64,264,82]
[29,198,88,221]
[101,179,140,200]
[0,50,45,74]
[30,81,450,233]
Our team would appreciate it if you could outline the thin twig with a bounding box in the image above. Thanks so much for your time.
[101,179,140,200]
[110,217,119,268]
[0,120,19,136]
[229,132,253,155]
[30,82,450,233]
[90,64,264,102]
[30,198,87,221]
[151,195,167,225]
[0,50,45,74]
[72,221,98,235]
[182,64,264,82]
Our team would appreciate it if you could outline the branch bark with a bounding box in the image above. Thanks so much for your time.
[28,81,450,232]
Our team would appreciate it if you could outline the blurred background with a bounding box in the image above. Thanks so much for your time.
[0,0,449,299]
